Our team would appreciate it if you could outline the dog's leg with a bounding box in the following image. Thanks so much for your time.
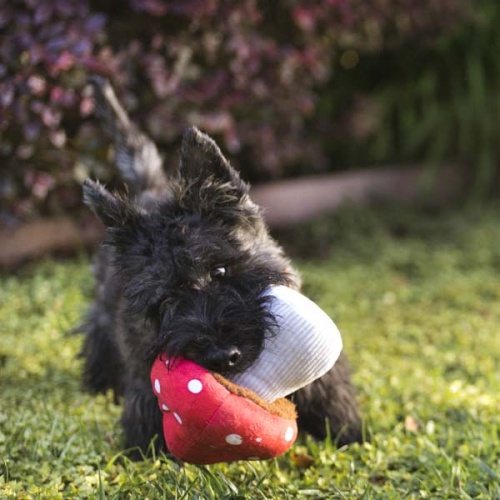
[78,247,125,397]
[293,353,363,446]
[121,378,165,459]
[80,304,123,396]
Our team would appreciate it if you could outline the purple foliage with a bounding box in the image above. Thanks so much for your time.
[0,0,470,223]
[0,0,106,222]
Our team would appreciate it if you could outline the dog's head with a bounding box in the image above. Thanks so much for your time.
[83,127,298,375]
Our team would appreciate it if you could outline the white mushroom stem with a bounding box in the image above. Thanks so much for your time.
[229,286,343,402]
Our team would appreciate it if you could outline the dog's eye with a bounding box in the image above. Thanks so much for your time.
[210,266,227,280]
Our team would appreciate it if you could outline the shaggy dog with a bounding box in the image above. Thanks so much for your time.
[79,78,362,457]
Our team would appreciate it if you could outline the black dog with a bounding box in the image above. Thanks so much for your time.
[79,78,362,457]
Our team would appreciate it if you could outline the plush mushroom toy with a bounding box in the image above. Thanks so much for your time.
[150,286,343,464]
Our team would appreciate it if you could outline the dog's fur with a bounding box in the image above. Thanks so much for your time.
[79,78,362,457]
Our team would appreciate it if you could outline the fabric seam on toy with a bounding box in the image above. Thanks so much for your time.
[212,372,297,419]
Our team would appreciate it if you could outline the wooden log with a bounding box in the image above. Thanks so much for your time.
[0,165,461,269]
[251,165,459,228]
[0,215,103,270]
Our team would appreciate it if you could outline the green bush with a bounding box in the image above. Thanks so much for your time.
[322,0,500,197]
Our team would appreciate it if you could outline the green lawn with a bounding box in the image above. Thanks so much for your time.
[1,203,500,499]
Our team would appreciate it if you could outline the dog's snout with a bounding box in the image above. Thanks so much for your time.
[206,346,242,372]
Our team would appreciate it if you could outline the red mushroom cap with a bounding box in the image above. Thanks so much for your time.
[150,356,298,464]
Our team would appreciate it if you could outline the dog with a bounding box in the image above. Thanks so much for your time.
[79,77,363,458]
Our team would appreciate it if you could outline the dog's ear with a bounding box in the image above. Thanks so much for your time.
[83,179,141,228]
[178,127,262,224]
[83,179,154,282]
[180,126,246,189]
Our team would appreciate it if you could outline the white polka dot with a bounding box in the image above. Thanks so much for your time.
[161,404,169,412]
[225,434,243,446]
[284,426,294,442]
[164,359,170,367]
[255,437,262,443]
[187,379,203,394]
[154,379,161,394]
[173,412,182,425]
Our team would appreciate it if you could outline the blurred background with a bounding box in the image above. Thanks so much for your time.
[1,0,499,267]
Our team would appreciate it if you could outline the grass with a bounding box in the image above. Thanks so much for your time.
[1,202,500,498]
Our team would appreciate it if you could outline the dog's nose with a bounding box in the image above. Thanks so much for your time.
[206,346,242,372]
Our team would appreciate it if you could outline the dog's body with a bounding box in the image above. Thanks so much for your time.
[80,78,362,457]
